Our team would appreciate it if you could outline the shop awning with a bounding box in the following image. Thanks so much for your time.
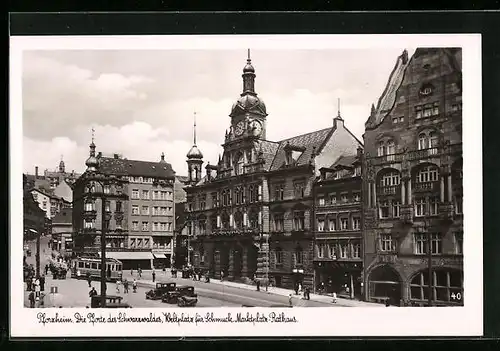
[98,251,154,260]
[153,253,169,259]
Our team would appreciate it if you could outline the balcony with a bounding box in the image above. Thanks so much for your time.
[400,205,414,224]
[82,210,97,218]
[377,185,401,197]
[413,181,439,193]
[371,153,404,166]
[211,227,259,236]
[217,168,233,179]
[408,148,440,161]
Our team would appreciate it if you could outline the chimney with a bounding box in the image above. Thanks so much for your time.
[35,166,39,178]
[98,152,102,158]
[114,153,119,159]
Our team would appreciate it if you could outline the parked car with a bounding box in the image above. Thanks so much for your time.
[162,285,197,304]
[145,282,176,300]
[91,295,132,308]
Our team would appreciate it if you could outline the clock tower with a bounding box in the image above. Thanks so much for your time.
[228,49,268,141]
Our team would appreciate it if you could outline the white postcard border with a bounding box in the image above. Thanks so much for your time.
[10,34,483,337]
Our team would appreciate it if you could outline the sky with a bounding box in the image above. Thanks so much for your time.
[22,48,406,177]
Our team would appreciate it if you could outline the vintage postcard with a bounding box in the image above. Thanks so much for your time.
[10,34,482,337]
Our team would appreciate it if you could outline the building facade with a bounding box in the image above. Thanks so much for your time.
[51,207,73,256]
[185,52,362,290]
[362,48,463,306]
[313,153,363,298]
[43,158,82,189]
[72,139,177,270]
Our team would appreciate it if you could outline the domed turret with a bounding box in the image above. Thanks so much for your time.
[85,128,99,172]
[58,156,65,173]
[187,145,203,159]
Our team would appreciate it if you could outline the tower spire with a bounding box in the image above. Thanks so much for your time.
[91,126,95,145]
[338,98,341,117]
[193,111,197,145]
[247,48,251,62]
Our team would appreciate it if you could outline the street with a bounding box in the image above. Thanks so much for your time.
[23,237,336,308]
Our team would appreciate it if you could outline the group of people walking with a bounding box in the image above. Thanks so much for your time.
[27,275,46,308]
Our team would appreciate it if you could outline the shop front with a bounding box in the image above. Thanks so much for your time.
[152,250,172,269]
[99,250,155,271]
[313,260,362,298]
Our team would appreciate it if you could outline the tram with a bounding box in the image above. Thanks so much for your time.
[71,256,123,282]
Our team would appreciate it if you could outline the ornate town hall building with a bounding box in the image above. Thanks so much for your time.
[362,48,463,306]
[185,51,362,289]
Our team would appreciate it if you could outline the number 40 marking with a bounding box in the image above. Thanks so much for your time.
[450,292,462,301]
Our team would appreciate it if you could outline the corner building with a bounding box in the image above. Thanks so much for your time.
[186,53,362,290]
[362,48,463,306]
[73,141,177,270]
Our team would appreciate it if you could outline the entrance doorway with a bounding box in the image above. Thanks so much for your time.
[368,265,402,305]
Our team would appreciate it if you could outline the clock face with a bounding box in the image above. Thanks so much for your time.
[251,120,262,136]
[235,121,245,136]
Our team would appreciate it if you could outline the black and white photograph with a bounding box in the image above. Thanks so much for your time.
[10,34,482,337]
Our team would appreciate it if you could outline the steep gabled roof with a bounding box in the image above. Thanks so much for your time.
[269,127,333,171]
[259,140,280,171]
[330,155,359,169]
[98,157,176,179]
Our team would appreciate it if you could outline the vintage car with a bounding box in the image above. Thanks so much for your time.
[145,282,176,300]
[91,295,132,308]
[162,285,197,304]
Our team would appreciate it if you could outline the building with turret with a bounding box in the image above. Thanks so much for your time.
[184,50,362,290]
[362,48,463,306]
[72,134,177,270]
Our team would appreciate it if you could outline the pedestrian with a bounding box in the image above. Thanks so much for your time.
[162,265,166,274]
[89,287,97,298]
[298,282,302,293]
[44,264,49,275]
[385,298,391,307]
[220,270,224,282]
[39,275,45,292]
[34,277,40,298]
[305,287,311,300]
[256,279,260,292]
[132,279,137,293]
[332,292,337,304]
[123,279,129,293]
[152,270,156,283]
[31,277,36,292]
[115,279,121,293]
[294,283,299,296]
[138,267,142,279]
[27,276,32,291]
[131,268,134,276]
[86,272,92,288]
[29,291,35,308]
[288,294,293,307]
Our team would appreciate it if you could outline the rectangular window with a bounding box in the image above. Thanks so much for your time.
[274,213,284,232]
[433,102,440,115]
[353,192,361,202]
[328,244,336,258]
[274,184,285,201]
[293,211,305,231]
[423,104,433,117]
[153,191,159,200]
[415,198,426,217]
[352,243,360,258]
[130,238,136,248]
[161,207,167,215]
[142,206,149,215]
[160,222,167,231]
[42,201,47,209]
[339,243,348,258]
[160,191,167,200]
[399,116,404,123]
[317,218,325,231]
[379,201,390,219]
[84,219,94,229]
[85,202,94,211]
[142,190,149,199]
[317,244,324,258]
[431,233,442,254]
[132,205,139,215]
[328,218,336,231]
[152,222,159,231]
[132,221,139,231]
[103,185,111,194]
[275,250,283,265]
[415,105,423,119]
[414,233,427,254]
[352,217,361,230]
[293,181,305,198]
[379,234,394,252]
[392,201,401,218]
[105,201,111,212]
[132,189,139,199]
[340,194,348,203]
[455,232,463,254]
[143,238,150,248]
[318,197,325,206]
[429,197,439,215]
[392,117,398,124]
[142,222,149,231]
[294,250,304,265]
[329,194,337,204]
[340,218,349,230]
[115,201,122,212]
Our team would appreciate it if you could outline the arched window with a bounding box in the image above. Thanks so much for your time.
[235,153,244,175]
[248,210,259,229]
[386,140,395,155]
[294,247,304,265]
[221,213,230,229]
[429,132,438,154]
[418,133,427,150]
[248,185,257,203]
[234,212,243,229]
